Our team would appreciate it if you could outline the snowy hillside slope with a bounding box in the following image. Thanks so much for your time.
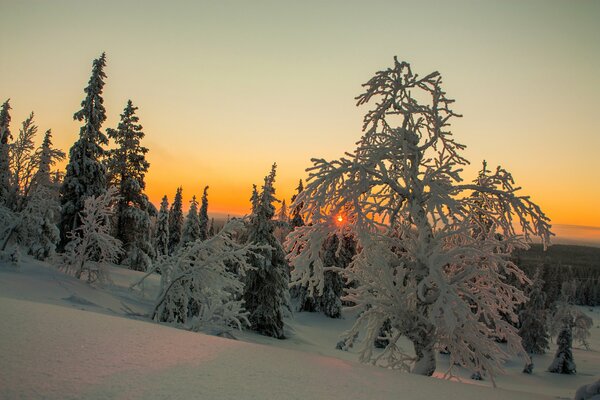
[1,257,598,399]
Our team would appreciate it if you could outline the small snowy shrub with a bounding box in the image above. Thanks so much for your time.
[57,187,122,283]
[153,219,266,335]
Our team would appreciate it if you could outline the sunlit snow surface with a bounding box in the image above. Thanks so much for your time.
[1,258,599,399]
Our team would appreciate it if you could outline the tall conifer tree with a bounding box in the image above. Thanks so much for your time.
[154,195,170,258]
[519,271,550,354]
[59,53,108,249]
[0,99,12,206]
[181,195,200,245]
[198,186,209,241]
[106,100,153,271]
[168,186,184,254]
[243,164,288,339]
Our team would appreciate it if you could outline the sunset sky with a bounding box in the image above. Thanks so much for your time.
[1,1,599,241]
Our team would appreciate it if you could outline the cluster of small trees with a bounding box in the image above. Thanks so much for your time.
[518,271,592,375]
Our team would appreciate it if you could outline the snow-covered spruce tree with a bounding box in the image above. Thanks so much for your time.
[18,185,61,260]
[106,100,153,271]
[30,129,66,192]
[59,53,109,250]
[293,211,358,317]
[290,179,305,228]
[317,234,351,318]
[208,217,215,238]
[58,187,122,283]
[168,186,184,254]
[285,58,551,379]
[154,195,170,259]
[548,317,576,374]
[274,198,290,243]
[198,186,209,241]
[243,163,289,339]
[550,283,593,351]
[152,219,266,334]
[0,99,12,207]
[181,195,200,246]
[519,271,550,354]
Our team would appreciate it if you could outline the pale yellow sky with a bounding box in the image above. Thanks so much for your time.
[1,0,599,230]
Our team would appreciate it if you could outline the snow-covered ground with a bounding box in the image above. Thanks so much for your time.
[1,257,599,399]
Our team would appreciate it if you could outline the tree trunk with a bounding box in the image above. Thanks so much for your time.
[407,321,437,376]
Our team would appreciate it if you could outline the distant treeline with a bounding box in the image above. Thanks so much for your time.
[513,244,600,307]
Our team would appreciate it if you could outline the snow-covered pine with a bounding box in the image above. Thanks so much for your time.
[250,184,259,215]
[154,195,170,258]
[0,203,18,253]
[8,112,38,211]
[294,232,355,317]
[30,129,65,193]
[290,179,305,228]
[168,186,184,254]
[285,58,552,379]
[152,218,266,335]
[106,100,153,271]
[181,195,200,245]
[243,163,289,339]
[59,53,109,250]
[277,199,288,223]
[17,185,60,260]
[548,320,576,374]
[317,234,352,318]
[275,198,291,244]
[208,217,215,238]
[198,186,209,241]
[550,283,593,350]
[0,99,12,207]
[57,187,122,283]
[519,271,550,354]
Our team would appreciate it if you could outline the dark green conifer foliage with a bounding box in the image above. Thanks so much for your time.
[106,100,153,271]
[243,163,288,339]
[59,53,108,249]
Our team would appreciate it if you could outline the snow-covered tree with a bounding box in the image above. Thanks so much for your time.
[58,187,122,283]
[168,186,184,254]
[154,195,170,258]
[106,100,153,271]
[277,199,288,223]
[18,185,61,260]
[208,217,215,238]
[274,198,291,244]
[244,163,289,339]
[30,129,65,192]
[8,112,38,210]
[290,179,305,228]
[152,219,266,334]
[317,234,353,318]
[286,58,551,379]
[575,377,600,400]
[0,99,12,207]
[519,271,550,354]
[198,186,209,241]
[181,195,200,245]
[60,53,109,250]
[550,283,593,350]
[548,321,576,374]
[250,184,259,214]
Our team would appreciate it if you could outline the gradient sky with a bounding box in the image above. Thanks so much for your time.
[1,1,599,238]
